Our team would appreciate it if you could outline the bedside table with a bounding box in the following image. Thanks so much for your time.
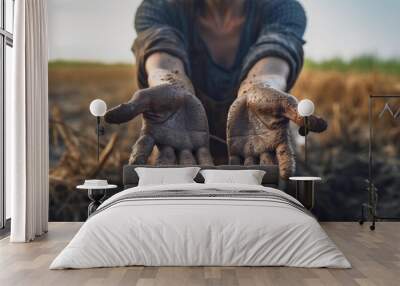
[289,177,322,210]
[77,183,117,217]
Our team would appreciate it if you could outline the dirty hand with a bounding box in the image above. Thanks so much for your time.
[227,79,327,179]
[105,69,213,165]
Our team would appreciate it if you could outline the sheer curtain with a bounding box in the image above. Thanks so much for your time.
[7,0,49,242]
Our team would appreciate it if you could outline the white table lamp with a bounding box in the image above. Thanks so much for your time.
[89,99,107,161]
[298,99,315,168]
[298,99,315,117]
[90,99,107,117]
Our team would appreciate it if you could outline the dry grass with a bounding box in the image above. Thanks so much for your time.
[293,70,400,143]
[49,64,140,176]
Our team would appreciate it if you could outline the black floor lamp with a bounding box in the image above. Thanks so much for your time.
[359,94,400,231]
[89,99,107,161]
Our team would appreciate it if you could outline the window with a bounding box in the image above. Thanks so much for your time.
[0,0,14,230]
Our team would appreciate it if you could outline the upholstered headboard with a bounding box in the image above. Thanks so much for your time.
[123,165,280,189]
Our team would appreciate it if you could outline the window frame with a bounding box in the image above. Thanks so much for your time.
[0,0,14,231]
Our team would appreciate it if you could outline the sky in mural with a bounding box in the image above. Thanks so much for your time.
[48,0,400,63]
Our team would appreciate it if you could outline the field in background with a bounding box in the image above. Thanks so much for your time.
[48,58,400,221]
[305,55,400,75]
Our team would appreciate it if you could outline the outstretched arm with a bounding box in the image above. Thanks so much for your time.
[239,57,327,129]
[227,0,327,178]
[105,52,212,165]
[145,52,187,86]
[144,51,195,100]
[242,57,289,91]
[104,0,212,165]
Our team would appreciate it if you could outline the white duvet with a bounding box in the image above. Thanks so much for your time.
[50,183,351,269]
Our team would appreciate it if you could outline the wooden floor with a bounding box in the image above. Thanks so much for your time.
[0,222,399,286]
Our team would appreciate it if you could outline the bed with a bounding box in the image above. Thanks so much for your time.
[50,165,350,269]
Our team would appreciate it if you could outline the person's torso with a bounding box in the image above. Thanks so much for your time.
[188,1,261,102]
[160,0,262,157]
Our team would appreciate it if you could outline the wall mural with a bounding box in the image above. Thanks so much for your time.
[48,0,400,222]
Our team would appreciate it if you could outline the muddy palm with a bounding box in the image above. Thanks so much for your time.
[105,71,213,165]
[227,81,327,179]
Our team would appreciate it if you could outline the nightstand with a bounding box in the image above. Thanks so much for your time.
[289,177,322,210]
[77,182,117,217]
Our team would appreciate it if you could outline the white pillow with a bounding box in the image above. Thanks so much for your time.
[200,169,266,185]
[135,167,200,186]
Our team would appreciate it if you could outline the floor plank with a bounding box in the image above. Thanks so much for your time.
[0,222,399,286]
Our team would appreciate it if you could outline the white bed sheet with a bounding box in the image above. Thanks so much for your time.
[50,183,350,269]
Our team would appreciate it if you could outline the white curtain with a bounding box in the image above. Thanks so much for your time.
[7,0,49,242]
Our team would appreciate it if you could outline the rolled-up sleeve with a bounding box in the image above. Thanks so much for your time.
[133,0,190,88]
[240,0,307,91]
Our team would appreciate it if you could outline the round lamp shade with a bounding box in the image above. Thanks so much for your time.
[298,99,315,117]
[89,99,107,117]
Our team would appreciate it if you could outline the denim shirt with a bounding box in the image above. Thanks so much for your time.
[133,0,306,102]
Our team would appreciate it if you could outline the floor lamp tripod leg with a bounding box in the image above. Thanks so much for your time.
[359,204,364,225]
[371,214,376,231]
